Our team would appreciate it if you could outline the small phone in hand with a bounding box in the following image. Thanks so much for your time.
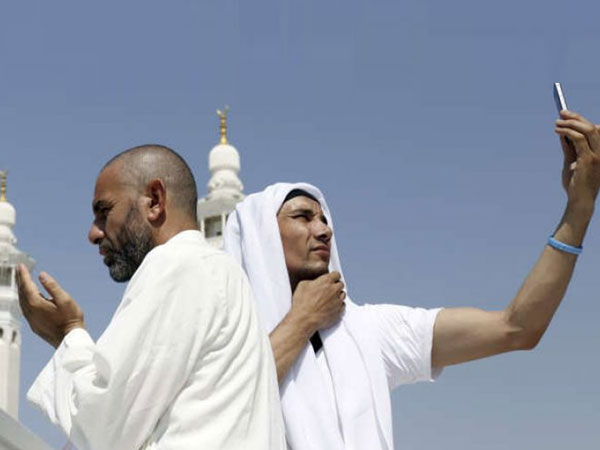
[554,82,573,146]
[553,82,568,116]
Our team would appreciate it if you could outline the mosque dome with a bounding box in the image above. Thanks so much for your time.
[206,107,244,200]
[0,201,15,228]
[0,172,16,243]
[208,143,241,172]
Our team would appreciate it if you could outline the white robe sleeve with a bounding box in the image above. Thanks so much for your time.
[27,249,224,450]
[363,304,443,390]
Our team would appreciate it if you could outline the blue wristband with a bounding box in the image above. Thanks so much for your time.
[547,236,583,255]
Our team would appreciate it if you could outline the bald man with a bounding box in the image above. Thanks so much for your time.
[17,145,285,450]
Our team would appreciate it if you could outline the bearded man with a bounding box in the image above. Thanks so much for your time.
[17,145,285,450]
[223,110,600,450]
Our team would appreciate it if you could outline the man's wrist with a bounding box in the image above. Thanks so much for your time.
[555,200,595,247]
[565,198,595,220]
[284,308,316,342]
[60,322,86,345]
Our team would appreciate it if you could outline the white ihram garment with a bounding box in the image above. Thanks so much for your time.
[224,183,441,450]
[27,230,286,450]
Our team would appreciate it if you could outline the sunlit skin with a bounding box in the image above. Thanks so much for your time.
[87,163,155,282]
[88,160,196,280]
[276,196,333,290]
[88,163,137,255]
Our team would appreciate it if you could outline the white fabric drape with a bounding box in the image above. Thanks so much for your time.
[28,231,286,450]
[224,183,394,450]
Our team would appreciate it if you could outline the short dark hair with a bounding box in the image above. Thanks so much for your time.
[282,189,319,205]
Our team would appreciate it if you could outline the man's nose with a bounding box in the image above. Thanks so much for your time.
[314,221,332,242]
[88,222,104,245]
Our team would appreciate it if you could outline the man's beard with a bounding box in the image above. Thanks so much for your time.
[289,263,329,290]
[296,265,329,281]
[101,207,154,282]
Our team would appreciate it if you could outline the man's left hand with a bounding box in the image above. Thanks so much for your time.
[16,264,85,348]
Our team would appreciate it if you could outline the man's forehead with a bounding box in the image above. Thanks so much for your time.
[94,164,118,191]
[92,163,129,207]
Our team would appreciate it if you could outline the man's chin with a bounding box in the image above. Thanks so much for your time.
[297,265,330,281]
[105,258,135,283]
[108,265,133,283]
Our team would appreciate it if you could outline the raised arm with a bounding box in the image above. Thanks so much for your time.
[432,110,600,368]
[269,271,345,382]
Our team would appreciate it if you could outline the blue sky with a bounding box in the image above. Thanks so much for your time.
[2,1,599,448]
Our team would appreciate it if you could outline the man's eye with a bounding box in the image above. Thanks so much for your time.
[293,214,310,221]
[97,208,110,220]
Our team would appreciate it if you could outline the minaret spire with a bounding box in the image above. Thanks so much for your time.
[0,170,7,202]
[217,105,230,145]
[197,105,244,249]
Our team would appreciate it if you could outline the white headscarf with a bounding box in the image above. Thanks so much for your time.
[224,183,394,450]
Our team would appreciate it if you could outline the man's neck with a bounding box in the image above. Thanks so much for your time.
[154,222,198,246]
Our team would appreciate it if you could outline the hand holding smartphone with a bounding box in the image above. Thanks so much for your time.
[554,82,575,171]
[553,82,568,115]
[554,82,572,147]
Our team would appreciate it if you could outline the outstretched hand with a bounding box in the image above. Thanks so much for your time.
[555,110,600,206]
[16,264,85,348]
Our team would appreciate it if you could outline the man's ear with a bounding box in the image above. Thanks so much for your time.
[145,179,166,222]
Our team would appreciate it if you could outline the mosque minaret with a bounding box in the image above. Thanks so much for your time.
[197,106,245,248]
[0,171,34,419]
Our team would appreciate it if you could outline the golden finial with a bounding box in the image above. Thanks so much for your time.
[216,105,230,145]
[0,170,7,202]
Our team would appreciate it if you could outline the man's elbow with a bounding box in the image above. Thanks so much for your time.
[500,307,551,351]
[516,330,544,350]
[506,325,547,351]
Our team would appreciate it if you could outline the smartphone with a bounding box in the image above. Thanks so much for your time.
[553,82,568,115]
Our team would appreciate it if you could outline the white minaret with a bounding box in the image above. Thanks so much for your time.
[197,106,245,248]
[0,171,34,419]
